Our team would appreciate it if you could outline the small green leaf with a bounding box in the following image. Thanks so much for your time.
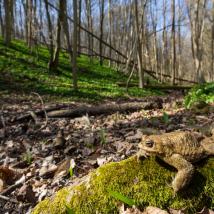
[65,204,75,214]
[162,112,169,124]
[69,167,73,177]
[108,190,135,206]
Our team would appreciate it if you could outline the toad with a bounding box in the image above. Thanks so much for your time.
[137,131,214,193]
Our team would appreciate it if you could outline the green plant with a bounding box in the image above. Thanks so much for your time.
[162,112,169,124]
[65,204,75,214]
[184,83,214,109]
[69,167,74,177]
[22,150,33,164]
[99,128,107,145]
[108,190,135,207]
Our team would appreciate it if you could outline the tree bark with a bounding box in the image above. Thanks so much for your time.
[72,0,78,90]
[186,0,207,83]
[44,0,54,70]
[134,0,145,88]
[0,0,4,37]
[3,0,13,46]
[85,0,93,62]
[99,0,105,66]
[171,0,176,85]
[77,0,82,56]
[108,0,112,66]
[47,101,163,118]
[49,0,66,71]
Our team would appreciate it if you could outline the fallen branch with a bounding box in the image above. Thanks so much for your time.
[0,194,19,203]
[31,92,48,131]
[47,101,163,118]
[10,103,74,124]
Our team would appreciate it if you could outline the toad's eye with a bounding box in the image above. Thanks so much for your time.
[145,140,154,148]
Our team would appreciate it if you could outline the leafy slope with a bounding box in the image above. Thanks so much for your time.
[0,39,161,102]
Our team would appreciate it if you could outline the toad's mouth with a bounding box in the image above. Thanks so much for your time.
[137,149,151,158]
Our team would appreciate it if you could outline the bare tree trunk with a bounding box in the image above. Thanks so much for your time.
[27,0,33,47]
[151,0,158,80]
[0,0,4,37]
[62,0,72,58]
[49,0,65,71]
[85,0,93,62]
[134,0,145,88]
[108,0,112,66]
[177,0,182,83]
[161,0,167,83]
[72,0,78,90]
[99,0,104,66]
[211,0,214,81]
[186,0,207,83]
[77,0,82,56]
[44,0,54,70]
[3,0,13,45]
[171,0,176,85]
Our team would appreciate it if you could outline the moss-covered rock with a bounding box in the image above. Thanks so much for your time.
[32,156,214,214]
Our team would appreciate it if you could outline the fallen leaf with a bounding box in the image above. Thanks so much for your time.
[145,206,169,214]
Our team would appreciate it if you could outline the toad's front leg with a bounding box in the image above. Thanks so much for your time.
[164,154,195,194]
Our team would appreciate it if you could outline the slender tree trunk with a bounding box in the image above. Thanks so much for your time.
[85,0,93,62]
[0,0,4,37]
[171,0,176,85]
[211,0,214,81]
[72,0,78,90]
[99,0,104,66]
[62,0,73,65]
[151,0,158,80]
[44,0,54,70]
[177,0,182,83]
[108,0,112,66]
[77,0,82,56]
[49,0,65,71]
[3,0,13,45]
[186,0,207,83]
[161,0,167,83]
[27,0,33,48]
[134,0,144,88]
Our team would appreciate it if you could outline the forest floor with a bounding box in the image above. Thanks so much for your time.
[0,90,214,214]
[0,40,214,214]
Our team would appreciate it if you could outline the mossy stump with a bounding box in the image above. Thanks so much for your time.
[32,156,214,214]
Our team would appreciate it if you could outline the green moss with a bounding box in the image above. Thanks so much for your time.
[32,157,214,214]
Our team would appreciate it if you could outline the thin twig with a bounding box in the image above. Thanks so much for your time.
[31,92,48,131]
[0,194,19,203]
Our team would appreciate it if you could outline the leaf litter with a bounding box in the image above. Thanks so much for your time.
[0,91,213,213]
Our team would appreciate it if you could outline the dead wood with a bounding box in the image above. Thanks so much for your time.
[47,101,163,118]
[8,104,74,124]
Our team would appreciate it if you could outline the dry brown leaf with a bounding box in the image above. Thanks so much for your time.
[16,184,37,203]
[119,205,143,214]
[196,207,214,214]
[145,206,169,214]
[54,158,75,179]
[0,166,21,185]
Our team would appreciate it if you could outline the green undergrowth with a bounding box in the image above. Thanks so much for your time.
[184,82,214,109]
[0,39,162,102]
[33,156,214,214]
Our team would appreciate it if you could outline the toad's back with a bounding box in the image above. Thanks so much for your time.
[160,131,206,162]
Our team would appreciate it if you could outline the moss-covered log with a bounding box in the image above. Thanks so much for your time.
[32,156,214,214]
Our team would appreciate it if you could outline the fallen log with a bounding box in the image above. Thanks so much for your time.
[9,104,74,124]
[47,101,163,118]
